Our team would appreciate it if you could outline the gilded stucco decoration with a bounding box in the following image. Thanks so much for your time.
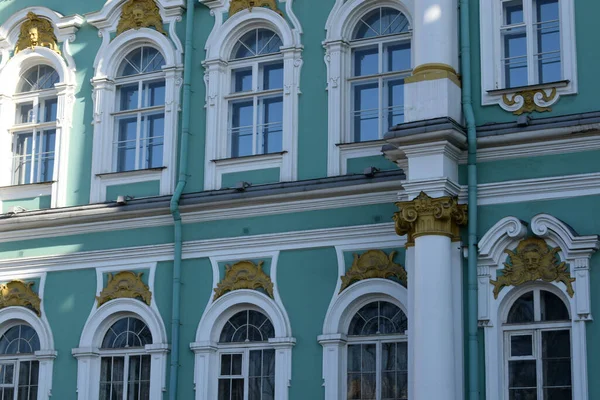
[229,0,283,16]
[340,250,407,292]
[15,12,61,55]
[490,237,575,299]
[502,87,557,115]
[214,260,274,300]
[96,271,152,307]
[116,0,167,37]
[394,192,468,240]
[0,281,42,317]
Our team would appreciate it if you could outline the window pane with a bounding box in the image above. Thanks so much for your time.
[42,98,58,122]
[257,29,282,55]
[503,27,528,88]
[249,350,262,378]
[119,84,139,111]
[263,63,283,90]
[541,291,569,321]
[361,373,376,399]
[39,129,56,182]
[511,335,533,357]
[542,330,570,358]
[18,65,59,93]
[353,81,379,142]
[231,378,244,400]
[144,81,166,107]
[233,68,253,93]
[509,360,536,388]
[386,42,411,72]
[13,133,33,185]
[382,7,409,35]
[0,325,40,355]
[535,0,561,83]
[102,317,152,349]
[507,291,534,323]
[504,0,524,25]
[141,47,165,73]
[16,103,34,124]
[349,301,407,336]
[543,388,572,400]
[142,113,164,169]
[231,354,242,376]
[386,78,405,129]
[354,47,379,77]
[221,354,232,375]
[261,96,283,154]
[218,379,231,400]
[509,388,537,400]
[116,117,138,172]
[230,100,254,157]
[0,363,14,385]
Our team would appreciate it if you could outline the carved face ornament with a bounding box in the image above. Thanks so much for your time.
[522,248,542,270]
[133,5,145,26]
[28,27,39,46]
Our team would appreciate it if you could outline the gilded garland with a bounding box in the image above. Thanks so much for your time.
[117,0,167,37]
[214,260,274,300]
[229,0,283,16]
[340,250,407,292]
[502,87,557,115]
[0,281,42,317]
[97,271,152,307]
[491,237,575,298]
[15,12,60,55]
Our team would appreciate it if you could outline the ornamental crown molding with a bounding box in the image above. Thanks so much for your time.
[229,0,283,16]
[213,260,274,300]
[491,237,575,298]
[96,271,152,307]
[0,281,42,317]
[340,250,407,292]
[116,0,167,36]
[394,191,467,239]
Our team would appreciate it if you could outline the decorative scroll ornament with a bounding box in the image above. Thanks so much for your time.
[229,0,283,16]
[340,250,407,292]
[97,271,152,307]
[15,12,61,55]
[214,260,274,300]
[0,281,42,317]
[490,237,575,299]
[117,0,167,37]
[394,192,468,240]
[502,87,558,115]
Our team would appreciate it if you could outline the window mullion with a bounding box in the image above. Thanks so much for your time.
[123,355,130,400]
[252,96,258,156]
[12,360,18,400]
[29,130,37,184]
[525,0,536,84]
[536,330,544,399]
[244,349,249,400]
[376,342,382,400]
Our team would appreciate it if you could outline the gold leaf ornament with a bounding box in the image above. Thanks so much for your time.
[490,237,575,299]
[214,260,274,300]
[15,12,61,55]
[229,0,283,16]
[0,281,42,317]
[117,0,167,37]
[502,87,557,115]
[340,250,407,292]
[97,271,152,307]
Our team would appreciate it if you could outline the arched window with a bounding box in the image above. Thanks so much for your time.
[113,47,166,173]
[99,317,153,400]
[227,29,284,158]
[503,288,571,400]
[0,324,41,399]
[346,301,408,400]
[11,65,59,185]
[349,7,411,142]
[217,310,276,400]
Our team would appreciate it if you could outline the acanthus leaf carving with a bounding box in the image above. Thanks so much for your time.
[0,281,42,317]
[97,271,152,307]
[340,250,407,292]
[490,237,575,299]
[213,260,274,300]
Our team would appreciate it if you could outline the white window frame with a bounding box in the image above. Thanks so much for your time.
[72,298,169,400]
[477,214,599,400]
[479,0,577,112]
[86,0,184,203]
[0,8,82,211]
[324,0,414,177]
[200,2,303,190]
[191,290,295,400]
[319,278,409,400]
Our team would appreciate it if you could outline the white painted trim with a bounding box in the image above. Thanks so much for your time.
[477,214,598,400]
[201,5,302,190]
[479,0,577,110]
[338,141,387,175]
[0,183,53,214]
[214,153,284,189]
[191,289,294,400]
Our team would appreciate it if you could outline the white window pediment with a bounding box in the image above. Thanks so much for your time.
[0,8,82,211]
[87,0,184,203]
[200,1,303,190]
[477,214,599,400]
[479,0,577,115]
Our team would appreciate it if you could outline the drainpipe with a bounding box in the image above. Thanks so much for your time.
[169,0,195,398]
[459,0,479,399]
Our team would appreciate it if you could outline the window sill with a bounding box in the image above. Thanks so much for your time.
[487,80,570,96]
[96,167,166,179]
[0,182,53,201]
[336,140,386,149]
[212,151,287,166]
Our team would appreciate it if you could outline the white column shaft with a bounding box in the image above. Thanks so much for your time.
[413,0,459,69]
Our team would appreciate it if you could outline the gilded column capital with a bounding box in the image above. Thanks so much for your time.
[393,192,467,240]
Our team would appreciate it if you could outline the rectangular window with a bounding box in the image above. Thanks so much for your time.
[100,355,150,400]
[0,361,39,400]
[218,350,275,400]
[12,130,56,185]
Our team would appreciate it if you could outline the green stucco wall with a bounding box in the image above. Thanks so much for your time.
[346,155,400,175]
[1,195,51,214]
[220,168,281,188]
[105,180,161,202]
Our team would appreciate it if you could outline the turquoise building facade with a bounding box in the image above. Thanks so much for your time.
[0,0,597,399]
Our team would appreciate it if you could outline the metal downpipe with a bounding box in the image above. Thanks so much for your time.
[169,0,195,398]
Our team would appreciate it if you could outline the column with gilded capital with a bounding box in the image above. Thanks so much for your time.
[394,192,467,400]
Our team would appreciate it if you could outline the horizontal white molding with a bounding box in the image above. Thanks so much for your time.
[459,172,600,205]
[0,223,402,274]
[459,132,600,164]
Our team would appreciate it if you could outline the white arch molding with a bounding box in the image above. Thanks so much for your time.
[0,8,82,211]
[323,0,414,177]
[477,214,599,400]
[87,0,185,203]
[72,298,169,400]
[200,2,303,190]
[191,289,295,400]
[318,278,408,400]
